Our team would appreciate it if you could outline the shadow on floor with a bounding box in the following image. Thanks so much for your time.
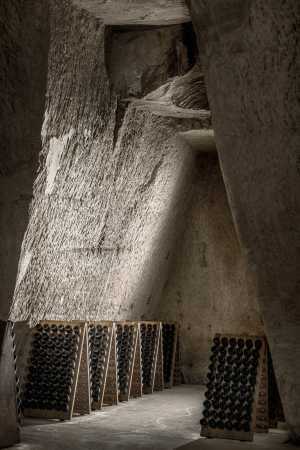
[6,386,292,450]
[176,430,290,450]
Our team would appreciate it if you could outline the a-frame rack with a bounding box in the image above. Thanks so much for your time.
[88,321,118,410]
[200,334,267,442]
[115,321,142,402]
[18,319,181,421]
[162,322,178,388]
[140,321,161,394]
[22,321,90,420]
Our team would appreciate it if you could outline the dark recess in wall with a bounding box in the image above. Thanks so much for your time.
[182,22,198,68]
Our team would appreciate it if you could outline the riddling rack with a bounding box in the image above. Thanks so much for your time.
[162,322,178,388]
[200,334,267,442]
[19,320,180,420]
[140,322,163,394]
[103,324,119,406]
[88,321,118,409]
[22,321,90,420]
[116,322,142,401]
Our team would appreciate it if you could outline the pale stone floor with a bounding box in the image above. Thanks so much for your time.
[7,386,290,450]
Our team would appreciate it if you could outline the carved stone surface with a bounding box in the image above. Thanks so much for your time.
[0,322,19,447]
[106,25,190,98]
[0,1,49,446]
[71,0,190,25]
[0,0,49,320]
[10,1,208,326]
[189,0,300,439]
[158,154,264,383]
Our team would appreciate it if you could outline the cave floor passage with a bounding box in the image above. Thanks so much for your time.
[7,385,288,450]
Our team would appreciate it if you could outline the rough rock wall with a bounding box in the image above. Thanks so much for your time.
[0,0,49,320]
[10,0,115,323]
[11,96,208,324]
[158,154,263,383]
[0,1,49,446]
[188,0,300,440]
[10,1,208,325]
[106,25,190,98]
[71,0,190,25]
[97,106,209,321]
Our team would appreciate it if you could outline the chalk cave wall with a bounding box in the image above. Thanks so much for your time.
[11,0,203,324]
[0,1,49,446]
[9,0,265,389]
[188,0,300,437]
[158,154,263,383]
[0,0,49,320]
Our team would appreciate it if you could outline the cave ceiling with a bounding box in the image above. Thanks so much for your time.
[72,0,191,25]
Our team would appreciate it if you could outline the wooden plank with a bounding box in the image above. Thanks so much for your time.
[200,334,266,442]
[130,324,143,399]
[201,427,253,442]
[23,407,70,420]
[154,324,164,391]
[103,324,118,406]
[73,324,91,415]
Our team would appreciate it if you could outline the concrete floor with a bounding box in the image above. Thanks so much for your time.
[6,386,290,450]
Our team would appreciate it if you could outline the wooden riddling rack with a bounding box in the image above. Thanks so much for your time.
[140,322,163,394]
[200,334,268,442]
[162,322,178,388]
[115,321,142,401]
[22,321,91,420]
[19,320,180,420]
[88,321,118,409]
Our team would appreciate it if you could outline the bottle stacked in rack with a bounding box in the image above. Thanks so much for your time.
[116,324,135,396]
[88,324,110,404]
[140,323,158,389]
[22,323,80,412]
[201,336,263,435]
[162,323,176,385]
[11,323,22,422]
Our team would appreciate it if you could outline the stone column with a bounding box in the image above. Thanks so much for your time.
[0,0,49,446]
[188,0,300,440]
